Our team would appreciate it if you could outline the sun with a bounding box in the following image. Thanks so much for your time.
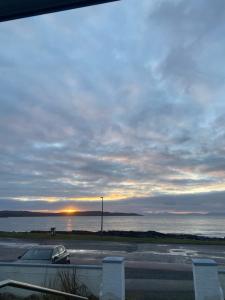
[61,208,78,214]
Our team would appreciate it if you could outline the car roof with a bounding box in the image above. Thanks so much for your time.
[29,245,64,250]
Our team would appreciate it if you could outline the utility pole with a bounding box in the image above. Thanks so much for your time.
[100,196,104,234]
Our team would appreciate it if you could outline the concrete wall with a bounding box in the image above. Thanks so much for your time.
[218,270,225,297]
[0,262,102,297]
[0,257,125,300]
[101,257,125,300]
[192,259,224,300]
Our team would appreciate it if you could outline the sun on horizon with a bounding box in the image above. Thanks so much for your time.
[59,208,79,214]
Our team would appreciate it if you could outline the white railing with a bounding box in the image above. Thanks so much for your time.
[0,279,87,299]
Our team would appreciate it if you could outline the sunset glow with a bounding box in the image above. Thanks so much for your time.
[60,208,79,214]
[1,0,225,215]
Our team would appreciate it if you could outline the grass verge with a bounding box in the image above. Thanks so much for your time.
[0,231,225,245]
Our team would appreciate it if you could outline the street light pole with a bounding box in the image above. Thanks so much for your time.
[100,196,104,234]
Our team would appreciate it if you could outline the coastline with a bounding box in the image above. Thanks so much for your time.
[0,230,225,245]
[0,211,142,217]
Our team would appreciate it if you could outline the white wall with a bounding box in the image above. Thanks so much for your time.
[0,257,126,300]
[0,263,102,298]
[218,270,225,296]
[192,259,224,300]
[101,257,125,300]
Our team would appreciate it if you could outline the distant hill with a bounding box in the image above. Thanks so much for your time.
[0,210,142,218]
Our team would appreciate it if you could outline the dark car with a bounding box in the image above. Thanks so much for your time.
[17,245,70,264]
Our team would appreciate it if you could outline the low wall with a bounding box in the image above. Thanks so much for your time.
[0,262,102,298]
[218,269,225,296]
[192,259,224,300]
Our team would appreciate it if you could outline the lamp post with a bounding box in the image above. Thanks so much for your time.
[100,196,104,234]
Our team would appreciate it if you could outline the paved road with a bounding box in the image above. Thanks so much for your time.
[1,238,225,299]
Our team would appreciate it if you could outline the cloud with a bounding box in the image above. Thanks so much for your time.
[0,0,225,213]
[149,0,225,99]
[1,190,225,214]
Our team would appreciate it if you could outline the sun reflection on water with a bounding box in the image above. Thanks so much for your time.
[66,217,73,231]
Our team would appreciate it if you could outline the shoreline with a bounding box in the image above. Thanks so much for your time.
[0,230,225,245]
[0,211,142,217]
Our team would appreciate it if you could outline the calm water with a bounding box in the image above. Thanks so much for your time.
[0,215,225,238]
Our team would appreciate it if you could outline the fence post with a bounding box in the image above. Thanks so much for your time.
[100,257,125,300]
[192,259,224,300]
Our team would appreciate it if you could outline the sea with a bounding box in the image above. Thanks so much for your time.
[0,214,225,238]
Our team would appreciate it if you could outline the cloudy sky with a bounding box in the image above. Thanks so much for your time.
[0,0,225,214]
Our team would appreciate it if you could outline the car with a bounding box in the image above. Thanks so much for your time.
[16,245,70,264]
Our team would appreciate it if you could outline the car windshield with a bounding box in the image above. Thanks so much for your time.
[21,249,53,260]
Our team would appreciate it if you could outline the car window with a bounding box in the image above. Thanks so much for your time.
[53,248,59,256]
[21,249,53,260]
[59,246,65,253]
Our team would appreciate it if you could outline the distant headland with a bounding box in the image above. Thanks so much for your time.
[0,210,142,218]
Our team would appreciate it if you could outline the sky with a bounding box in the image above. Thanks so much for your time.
[0,0,225,214]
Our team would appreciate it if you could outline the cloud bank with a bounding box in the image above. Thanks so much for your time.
[0,0,225,213]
